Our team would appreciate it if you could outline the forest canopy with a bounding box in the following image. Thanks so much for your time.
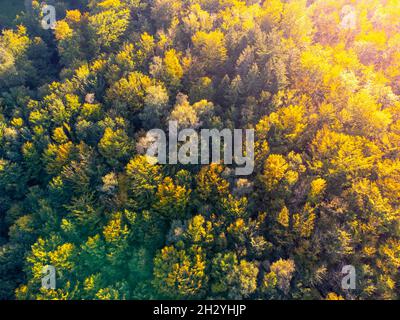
[0,0,400,300]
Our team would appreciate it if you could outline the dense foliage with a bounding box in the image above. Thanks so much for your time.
[1,0,400,300]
